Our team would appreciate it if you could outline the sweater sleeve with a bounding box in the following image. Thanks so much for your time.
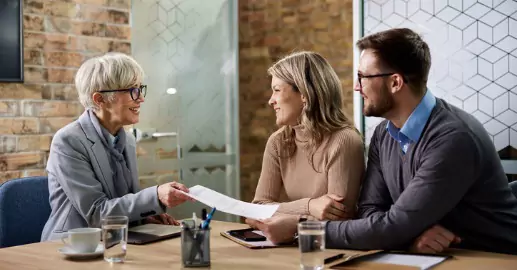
[357,125,393,219]
[325,130,480,250]
[326,128,366,217]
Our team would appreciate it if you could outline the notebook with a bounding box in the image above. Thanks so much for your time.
[127,224,182,245]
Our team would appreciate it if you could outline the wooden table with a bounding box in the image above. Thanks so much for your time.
[0,221,515,269]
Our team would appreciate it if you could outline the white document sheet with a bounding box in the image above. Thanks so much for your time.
[181,185,279,220]
[366,253,447,270]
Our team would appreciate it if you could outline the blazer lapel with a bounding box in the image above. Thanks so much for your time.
[78,111,117,198]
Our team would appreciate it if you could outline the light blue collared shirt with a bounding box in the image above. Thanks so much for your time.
[386,89,436,153]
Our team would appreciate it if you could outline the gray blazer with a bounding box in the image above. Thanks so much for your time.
[41,111,164,241]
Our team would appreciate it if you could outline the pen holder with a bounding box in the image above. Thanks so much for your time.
[181,227,210,267]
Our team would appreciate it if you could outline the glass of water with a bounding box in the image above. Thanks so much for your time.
[101,216,128,263]
[298,221,326,270]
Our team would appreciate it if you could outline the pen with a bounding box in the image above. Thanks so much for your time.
[324,253,345,264]
[201,207,216,229]
[201,208,207,221]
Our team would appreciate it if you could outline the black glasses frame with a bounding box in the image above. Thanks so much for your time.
[98,85,147,101]
[357,73,395,89]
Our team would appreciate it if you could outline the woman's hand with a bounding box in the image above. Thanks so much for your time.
[308,194,349,220]
[245,215,298,244]
[157,182,195,208]
[146,213,179,225]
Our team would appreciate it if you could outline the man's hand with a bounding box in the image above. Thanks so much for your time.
[146,213,179,225]
[309,194,349,220]
[157,182,194,208]
[245,215,299,244]
[411,225,461,253]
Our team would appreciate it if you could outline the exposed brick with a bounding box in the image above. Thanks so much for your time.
[74,21,106,37]
[0,171,22,184]
[105,25,131,40]
[0,153,45,171]
[107,9,129,24]
[46,84,79,101]
[0,84,42,99]
[44,17,73,33]
[75,0,108,5]
[44,1,77,17]
[47,68,77,83]
[72,36,109,52]
[39,117,75,133]
[17,135,52,152]
[0,136,17,154]
[24,14,44,31]
[0,118,39,134]
[76,5,108,22]
[45,33,72,50]
[24,0,45,14]
[106,0,131,9]
[0,101,21,117]
[23,169,47,177]
[45,52,84,67]
[108,40,131,54]
[24,49,44,65]
[24,32,45,49]
[25,67,48,83]
[23,101,82,117]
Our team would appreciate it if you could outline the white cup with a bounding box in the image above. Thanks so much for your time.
[61,228,101,253]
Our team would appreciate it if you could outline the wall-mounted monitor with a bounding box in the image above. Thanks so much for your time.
[0,0,23,82]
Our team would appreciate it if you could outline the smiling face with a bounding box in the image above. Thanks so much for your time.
[354,49,395,118]
[268,76,304,126]
[93,85,144,134]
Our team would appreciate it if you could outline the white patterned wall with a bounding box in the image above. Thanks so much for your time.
[363,0,517,152]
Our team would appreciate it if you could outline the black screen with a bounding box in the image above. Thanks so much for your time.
[0,0,23,82]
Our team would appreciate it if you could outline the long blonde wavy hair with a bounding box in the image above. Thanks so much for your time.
[268,51,357,169]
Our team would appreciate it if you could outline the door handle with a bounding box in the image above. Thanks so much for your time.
[150,132,177,138]
[129,128,177,142]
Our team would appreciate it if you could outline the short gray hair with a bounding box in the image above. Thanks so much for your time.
[75,52,145,110]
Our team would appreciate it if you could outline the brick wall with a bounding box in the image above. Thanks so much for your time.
[0,0,131,182]
[239,0,355,202]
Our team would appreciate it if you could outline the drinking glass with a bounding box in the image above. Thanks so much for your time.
[102,216,128,263]
[298,221,326,270]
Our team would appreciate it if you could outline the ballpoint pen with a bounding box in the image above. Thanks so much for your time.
[201,207,216,229]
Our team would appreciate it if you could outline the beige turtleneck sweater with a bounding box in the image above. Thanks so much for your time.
[252,125,365,218]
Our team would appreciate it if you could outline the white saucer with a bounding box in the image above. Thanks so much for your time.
[58,244,104,259]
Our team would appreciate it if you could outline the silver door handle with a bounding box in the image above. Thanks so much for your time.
[151,132,177,138]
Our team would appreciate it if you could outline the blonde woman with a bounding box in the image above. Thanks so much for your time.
[250,51,365,221]
[41,53,192,241]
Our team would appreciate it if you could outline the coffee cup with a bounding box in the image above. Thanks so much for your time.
[61,228,101,253]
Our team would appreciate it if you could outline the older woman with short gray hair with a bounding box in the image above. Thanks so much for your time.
[41,53,191,241]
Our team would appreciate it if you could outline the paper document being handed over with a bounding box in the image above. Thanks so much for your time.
[181,185,279,220]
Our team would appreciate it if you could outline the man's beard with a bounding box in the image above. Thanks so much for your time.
[363,83,394,117]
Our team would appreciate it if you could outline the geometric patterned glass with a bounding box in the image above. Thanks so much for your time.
[131,0,239,221]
